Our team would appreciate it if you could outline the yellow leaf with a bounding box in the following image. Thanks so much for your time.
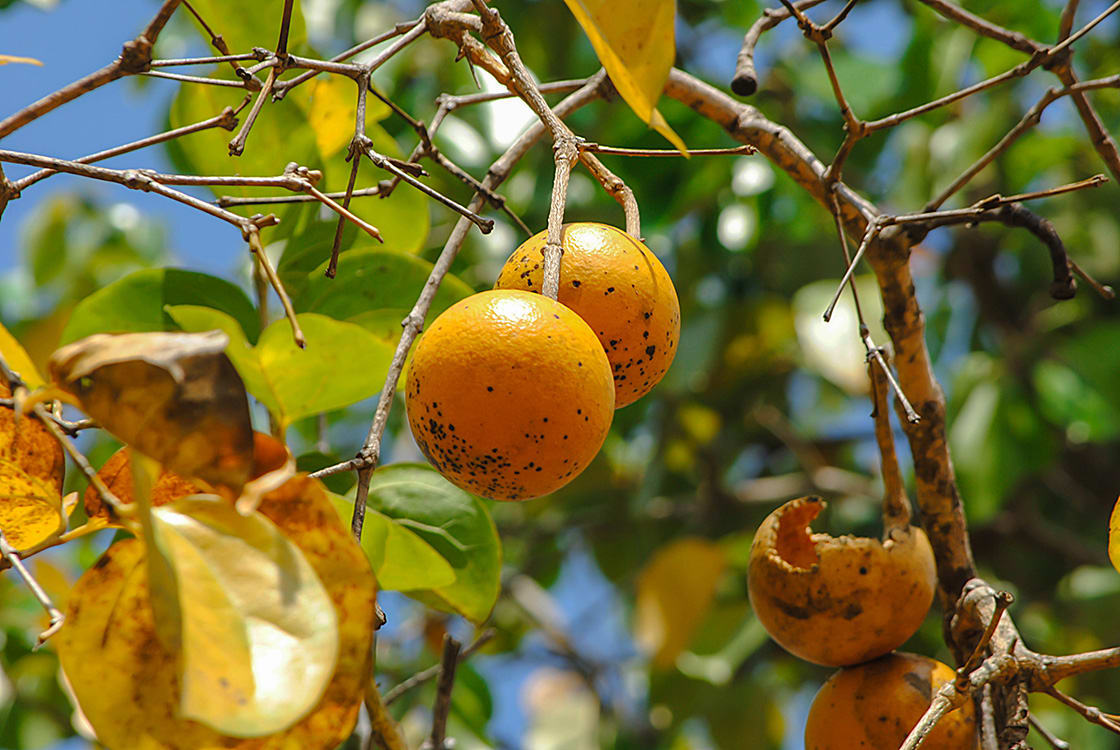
[150,495,338,736]
[563,0,688,154]
[0,53,43,66]
[1110,497,1120,575]
[635,536,726,669]
[49,331,255,494]
[58,475,376,749]
[0,456,65,552]
[0,320,46,388]
[297,75,391,158]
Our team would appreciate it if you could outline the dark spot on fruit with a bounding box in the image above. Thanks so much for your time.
[859,566,868,575]
[572,280,581,287]
[487,386,494,392]
[645,345,656,359]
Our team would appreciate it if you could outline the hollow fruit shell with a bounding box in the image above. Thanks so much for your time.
[805,652,980,750]
[747,496,936,667]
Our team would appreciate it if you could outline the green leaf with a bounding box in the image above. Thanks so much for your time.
[181,0,307,56]
[167,306,393,429]
[59,268,259,346]
[363,464,501,623]
[295,248,475,333]
[329,495,457,592]
[277,219,362,298]
[150,495,338,736]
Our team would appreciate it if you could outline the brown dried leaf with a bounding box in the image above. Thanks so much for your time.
[82,434,294,522]
[49,331,254,494]
[57,475,376,750]
[83,448,206,521]
[1,381,65,493]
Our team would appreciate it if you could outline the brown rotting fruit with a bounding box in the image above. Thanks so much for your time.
[747,495,936,667]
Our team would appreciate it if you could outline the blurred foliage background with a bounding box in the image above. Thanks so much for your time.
[1,0,1119,748]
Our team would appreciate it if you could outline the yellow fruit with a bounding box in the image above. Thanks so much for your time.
[747,496,936,666]
[405,289,614,501]
[495,222,680,408]
[805,653,980,750]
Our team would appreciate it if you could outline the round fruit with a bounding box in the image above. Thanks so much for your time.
[494,222,680,408]
[747,496,936,667]
[805,653,980,750]
[405,289,614,501]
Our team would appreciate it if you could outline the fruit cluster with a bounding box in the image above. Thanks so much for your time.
[405,222,680,502]
[748,497,979,749]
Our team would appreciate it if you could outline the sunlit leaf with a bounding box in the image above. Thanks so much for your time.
[0,456,65,553]
[363,464,501,623]
[147,495,337,735]
[58,267,260,346]
[330,495,456,592]
[562,0,687,153]
[792,275,888,395]
[0,320,46,388]
[49,331,255,493]
[635,537,726,669]
[167,307,393,429]
[58,475,375,749]
[293,74,391,158]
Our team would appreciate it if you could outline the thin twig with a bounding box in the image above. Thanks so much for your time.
[142,70,250,88]
[1045,688,1120,735]
[956,592,1014,685]
[732,0,830,95]
[383,629,495,706]
[868,358,910,527]
[13,108,240,191]
[216,185,383,206]
[1030,714,1071,750]
[32,404,127,518]
[425,635,462,750]
[150,52,263,67]
[246,227,305,348]
[581,143,757,157]
[0,529,65,647]
[229,66,277,156]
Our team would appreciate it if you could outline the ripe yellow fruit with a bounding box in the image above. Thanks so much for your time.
[747,496,936,667]
[805,653,980,750]
[495,222,680,408]
[405,289,615,501]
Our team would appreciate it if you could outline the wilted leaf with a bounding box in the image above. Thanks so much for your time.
[58,475,376,749]
[363,464,501,623]
[58,267,260,346]
[563,0,687,153]
[1,320,46,388]
[1,382,65,493]
[330,495,456,592]
[167,307,393,429]
[49,331,254,493]
[0,53,43,66]
[0,456,65,553]
[82,447,207,521]
[635,537,727,669]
